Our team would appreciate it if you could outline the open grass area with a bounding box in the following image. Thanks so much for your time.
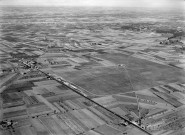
[57,53,185,95]
[57,66,133,95]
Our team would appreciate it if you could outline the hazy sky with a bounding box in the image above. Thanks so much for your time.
[0,0,184,8]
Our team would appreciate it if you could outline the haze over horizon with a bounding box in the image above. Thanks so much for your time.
[0,0,184,9]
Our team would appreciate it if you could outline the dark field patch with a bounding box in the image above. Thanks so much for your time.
[4,81,35,93]
[2,36,20,42]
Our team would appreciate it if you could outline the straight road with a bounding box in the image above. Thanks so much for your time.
[36,67,152,135]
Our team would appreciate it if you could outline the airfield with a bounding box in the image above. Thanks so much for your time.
[0,6,185,135]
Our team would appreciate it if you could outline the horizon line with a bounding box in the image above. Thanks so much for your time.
[0,4,182,9]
